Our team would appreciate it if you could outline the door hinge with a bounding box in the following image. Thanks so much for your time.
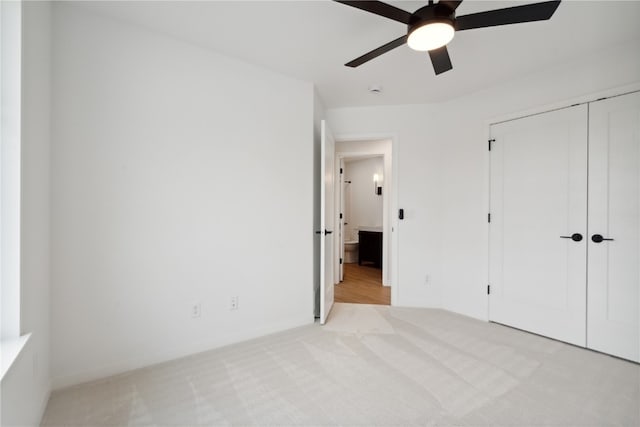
[340,168,343,174]
[340,213,343,219]
[488,138,495,151]
[488,213,491,223]
[340,258,343,265]
[487,284,491,295]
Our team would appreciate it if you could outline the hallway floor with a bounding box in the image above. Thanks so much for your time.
[335,263,390,305]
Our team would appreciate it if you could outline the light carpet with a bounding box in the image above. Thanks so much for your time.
[42,303,640,426]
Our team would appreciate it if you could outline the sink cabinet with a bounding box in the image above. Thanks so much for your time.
[358,230,382,268]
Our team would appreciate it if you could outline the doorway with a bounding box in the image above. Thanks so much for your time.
[334,139,393,306]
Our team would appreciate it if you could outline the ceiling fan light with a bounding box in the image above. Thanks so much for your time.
[407,22,455,51]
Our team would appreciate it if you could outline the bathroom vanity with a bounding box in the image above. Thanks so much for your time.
[358,227,382,268]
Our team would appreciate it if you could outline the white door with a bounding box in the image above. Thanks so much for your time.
[587,92,640,362]
[320,120,335,325]
[339,158,345,282]
[489,105,588,346]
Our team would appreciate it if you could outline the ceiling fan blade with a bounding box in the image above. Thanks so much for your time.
[346,35,408,67]
[455,1,561,31]
[334,1,412,24]
[428,46,453,75]
[439,1,463,11]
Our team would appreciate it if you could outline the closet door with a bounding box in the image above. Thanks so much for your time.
[489,105,588,346]
[587,92,640,362]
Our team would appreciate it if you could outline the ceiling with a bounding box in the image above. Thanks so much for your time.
[76,1,640,108]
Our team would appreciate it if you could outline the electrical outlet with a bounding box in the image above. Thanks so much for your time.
[230,296,239,310]
[191,302,201,318]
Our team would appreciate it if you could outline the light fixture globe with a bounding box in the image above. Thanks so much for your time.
[407,21,455,51]
[407,4,456,52]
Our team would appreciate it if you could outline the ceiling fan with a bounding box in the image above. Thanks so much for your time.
[335,0,561,75]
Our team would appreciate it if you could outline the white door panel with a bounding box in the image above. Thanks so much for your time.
[490,105,588,346]
[339,158,345,282]
[587,92,640,362]
[320,120,335,325]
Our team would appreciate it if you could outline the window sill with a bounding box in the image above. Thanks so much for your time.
[0,333,31,382]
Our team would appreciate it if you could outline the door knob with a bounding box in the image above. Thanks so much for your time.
[315,230,334,235]
[591,234,614,243]
[560,233,583,242]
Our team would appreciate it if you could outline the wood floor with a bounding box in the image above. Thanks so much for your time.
[334,263,390,305]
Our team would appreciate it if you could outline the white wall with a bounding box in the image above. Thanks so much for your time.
[50,4,314,388]
[328,38,640,318]
[1,1,52,425]
[343,157,384,241]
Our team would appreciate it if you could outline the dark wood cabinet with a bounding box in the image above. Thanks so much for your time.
[358,230,382,268]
